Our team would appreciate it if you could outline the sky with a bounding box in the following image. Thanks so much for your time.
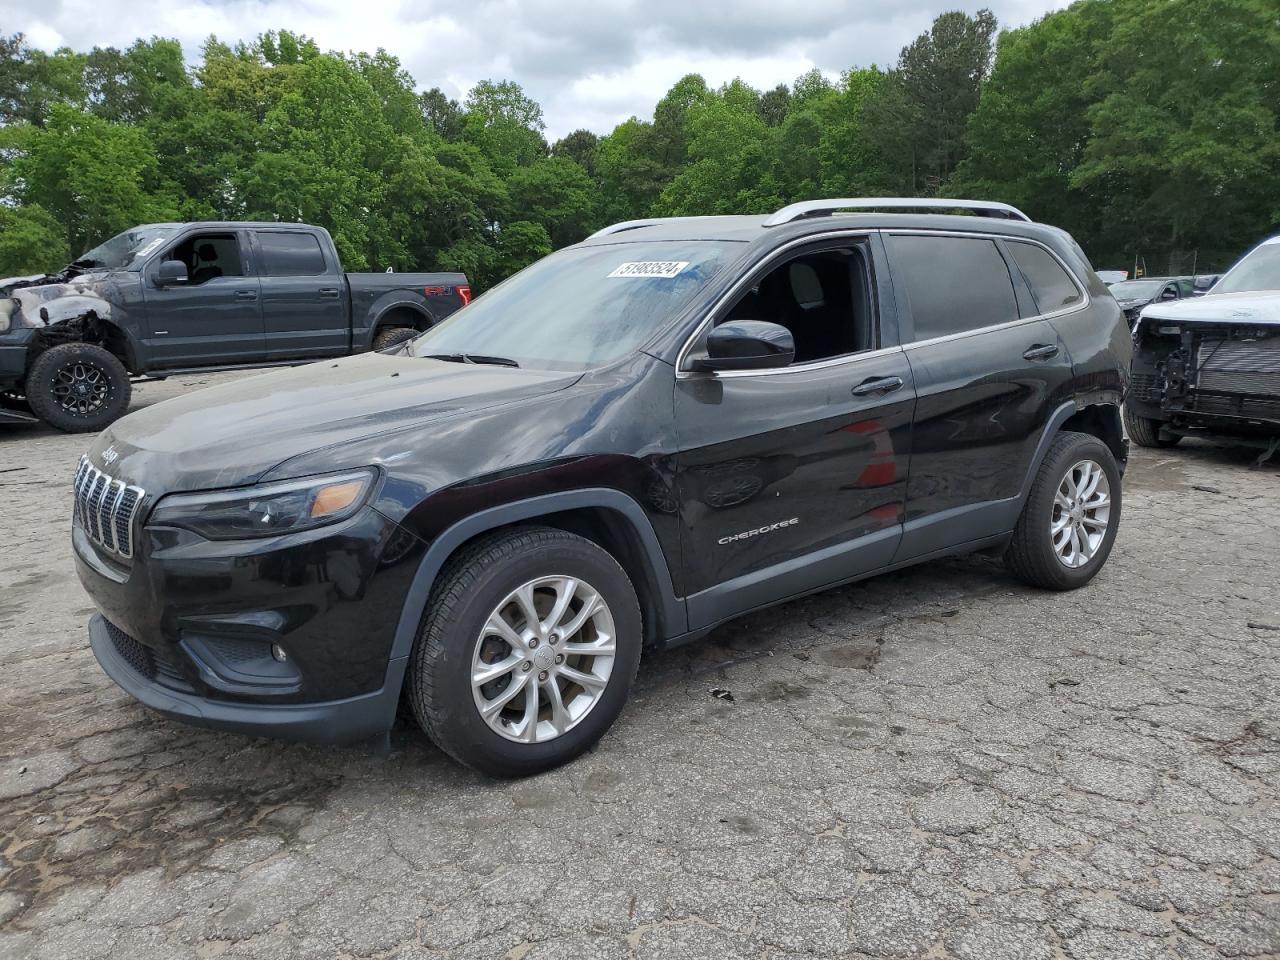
[5,0,1069,139]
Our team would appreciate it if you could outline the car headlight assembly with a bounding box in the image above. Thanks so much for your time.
[149,469,377,540]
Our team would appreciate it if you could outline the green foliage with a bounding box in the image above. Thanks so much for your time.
[0,2,1276,285]
[0,203,69,275]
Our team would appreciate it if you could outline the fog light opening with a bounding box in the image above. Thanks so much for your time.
[271,644,288,663]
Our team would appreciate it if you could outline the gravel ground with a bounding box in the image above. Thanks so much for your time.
[1,371,1279,960]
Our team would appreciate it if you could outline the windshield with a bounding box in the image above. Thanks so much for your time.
[409,240,738,370]
[1216,240,1280,294]
[76,225,179,271]
[1109,280,1163,299]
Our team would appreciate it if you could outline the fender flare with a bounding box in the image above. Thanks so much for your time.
[1014,401,1082,509]
[371,301,434,333]
[386,488,686,667]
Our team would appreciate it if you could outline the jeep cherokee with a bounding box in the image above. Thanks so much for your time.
[73,198,1131,776]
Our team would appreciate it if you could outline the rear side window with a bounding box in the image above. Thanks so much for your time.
[1006,241,1083,314]
[258,232,326,276]
[890,235,1020,340]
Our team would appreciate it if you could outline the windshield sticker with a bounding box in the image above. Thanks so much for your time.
[135,237,166,258]
[608,261,690,279]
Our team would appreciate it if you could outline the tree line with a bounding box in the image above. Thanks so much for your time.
[1,0,1276,287]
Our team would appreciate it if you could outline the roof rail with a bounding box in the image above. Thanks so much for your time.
[762,197,1032,227]
[586,216,725,240]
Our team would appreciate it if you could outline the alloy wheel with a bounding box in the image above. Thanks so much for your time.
[51,362,109,417]
[1051,459,1111,569]
[471,575,616,743]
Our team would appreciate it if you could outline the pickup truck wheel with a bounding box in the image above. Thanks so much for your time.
[407,526,642,777]
[26,343,132,433]
[373,326,417,351]
[1122,406,1179,448]
[1005,431,1121,591]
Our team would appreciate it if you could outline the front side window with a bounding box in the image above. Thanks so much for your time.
[716,246,876,364]
[163,233,245,285]
[258,232,327,276]
[1216,240,1280,294]
[890,235,1020,341]
[1006,240,1083,314]
[410,241,737,371]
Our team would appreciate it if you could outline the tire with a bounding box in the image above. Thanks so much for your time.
[372,326,417,351]
[1005,431,1122,591]
[407,526,642,777]
[26,343,132,433]
[1123,405,1179,448]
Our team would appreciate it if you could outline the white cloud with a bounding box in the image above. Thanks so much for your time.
[5,0,1068,139]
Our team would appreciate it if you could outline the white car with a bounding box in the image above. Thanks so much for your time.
[1126,236,1280,452]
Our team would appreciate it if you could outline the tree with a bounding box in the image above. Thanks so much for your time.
[508,156,597,247]
[551,129,599,177]
[0,203,69,275]
[463,79,547,176]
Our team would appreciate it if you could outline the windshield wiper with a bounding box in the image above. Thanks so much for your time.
[424,353,520,368]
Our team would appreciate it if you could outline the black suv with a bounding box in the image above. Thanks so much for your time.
[74,199,1131,776]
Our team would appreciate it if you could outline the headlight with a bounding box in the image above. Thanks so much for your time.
[149,469,377,540]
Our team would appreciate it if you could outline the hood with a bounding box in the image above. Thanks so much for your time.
[0,273,50,291]
[1140,290,1280,326]
[89,352,581,492]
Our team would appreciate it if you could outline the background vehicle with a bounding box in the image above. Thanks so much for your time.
[0,222,469,432]
[74,198,1130,776]
[1109,276,1194,326]
[1097,270,1129,286]
[1192,274,1222,296]
[1127,236,1280,451]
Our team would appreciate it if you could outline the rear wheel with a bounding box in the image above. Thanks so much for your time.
[1005,431,1121,590]
[407,527,642,777]
[26,343,131,433]
[1123,406,1179,448]
[372,326,417,351]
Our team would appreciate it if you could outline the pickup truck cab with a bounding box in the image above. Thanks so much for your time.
[0,221,468,431]
[74,198,1130,776]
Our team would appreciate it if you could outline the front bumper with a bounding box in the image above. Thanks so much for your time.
[76,505,426,743]
[0,328,35,391]
[89,614,406,743]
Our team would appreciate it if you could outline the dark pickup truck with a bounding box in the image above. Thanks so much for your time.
[0,221,469,431]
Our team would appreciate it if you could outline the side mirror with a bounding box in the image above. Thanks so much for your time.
[156,260,189,287]
[692,320,795,372]
[1159,288,1178,301]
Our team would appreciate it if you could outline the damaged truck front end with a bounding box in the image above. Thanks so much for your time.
[1128,300,1280,452]
[1,272,134,431]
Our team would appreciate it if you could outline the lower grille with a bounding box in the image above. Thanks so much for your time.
[1130,373,1161,404]
[104,620,193,691]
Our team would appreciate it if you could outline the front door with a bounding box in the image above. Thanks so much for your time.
[675,238,916,630]
[885,231,1077,561]
[141,230,264,367]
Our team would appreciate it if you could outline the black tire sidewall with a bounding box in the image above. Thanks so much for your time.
[373,327,417,352]
[27,344,131,433]
[1025,434,1122,589]
[415,534,642,776]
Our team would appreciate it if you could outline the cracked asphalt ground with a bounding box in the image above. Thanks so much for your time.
[2,371,1279,960]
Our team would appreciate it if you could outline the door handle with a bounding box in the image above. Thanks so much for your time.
[1023,343,1059,361]
[851,375,904,397]
[234,290,258,302]
[318,288,340,299]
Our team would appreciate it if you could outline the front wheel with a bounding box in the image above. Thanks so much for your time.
[372,326,417,351]
[407,527,642,777]
[1005,431,1122,590]
[1123,406,1179,448]
[25,343,132,433]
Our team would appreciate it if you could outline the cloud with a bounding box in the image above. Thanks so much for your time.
[7,0,1068,139]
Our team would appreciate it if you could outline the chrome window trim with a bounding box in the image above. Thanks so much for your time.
[675,229,881,380]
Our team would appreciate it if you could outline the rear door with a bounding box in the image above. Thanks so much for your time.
[886,231,1078,562]
[254,230,350,360]
[141,229,264,367]
[675,234,916,630]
